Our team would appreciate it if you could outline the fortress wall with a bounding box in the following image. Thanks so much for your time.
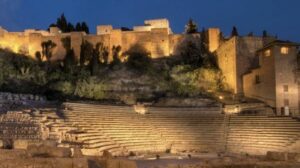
[70,32,85,60]
[84,34,111,61]
[150,28,170,58]
[169,34,185,55]
[42,34,69,61]
[84,34,110,47]
[144,19,169,29]
[0,27,8,36]
[109,30,122,61]
[236,37,264,94]
[97,25,113,35]
[133,26,152,32]
[28,33,43,59]
[0,32,30,55]
[121,31,153,56]
[120,28,171,58]
[0,30,68,61]
[216,37,237,93]
[217,37,266,95]
[207,28,220,52]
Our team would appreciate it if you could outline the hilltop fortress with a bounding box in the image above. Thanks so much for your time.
[0,18,299,114]
[0,18,214,61]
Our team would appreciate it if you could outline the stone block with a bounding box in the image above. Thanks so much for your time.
[266,151,288,161]
[13,140,29,149]
[106,159,137,168]
[103,150,114,159]
[27,144,72,158]
[72,147,83,158]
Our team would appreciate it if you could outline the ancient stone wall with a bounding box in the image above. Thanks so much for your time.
[243,44,300,113]
[243,54,276,107]
[0,112,42,140]
[216,37,237,93]
[217,36,272,95]
[207,28,220,52]
[0,19,187,62]
[235,37,265,94]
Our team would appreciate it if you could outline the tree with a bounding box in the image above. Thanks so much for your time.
[61,37,71,51]
[61,37,76,72]
[247,32,254,37]
[41,40,56,62]
[63,49,76,73]
[111,45,122,66]
[231,26,239,37]
[35,51,42,63]
[81,22,90,34]
[75,22,82,32]
[180,40,203,67]
[56,13,68,32]
[49,13,89,33]
[124,44,152,73]
[67,23,75,32]
[89,42,108,75]
[263,30,268,37]
[80,40,93,66]
[185,19,198,34]
[89,45,100,76]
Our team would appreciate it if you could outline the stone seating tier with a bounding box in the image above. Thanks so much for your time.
[21,102,300,156]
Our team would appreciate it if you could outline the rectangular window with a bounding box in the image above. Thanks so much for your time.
[281,47,289,55]
[255,75,261,84]
[264,49,271,57]
[283,85,289,92]
[284,99,289,106]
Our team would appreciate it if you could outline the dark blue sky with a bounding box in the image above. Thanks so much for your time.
[0,0,299,41]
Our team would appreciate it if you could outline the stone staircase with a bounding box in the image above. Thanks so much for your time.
[226,115,300,155]
[5,102,300,157]
[0,111,42,140]
[59,102,224,156]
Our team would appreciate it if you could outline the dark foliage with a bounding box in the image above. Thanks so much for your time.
[125,44,152,73]
[41,40,56,62]
[231,26,239,37]
[49,13,90,34]
[80,40,93,67]
[185,18,198,34]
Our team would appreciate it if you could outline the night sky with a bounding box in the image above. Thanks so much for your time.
[0,0,299,42]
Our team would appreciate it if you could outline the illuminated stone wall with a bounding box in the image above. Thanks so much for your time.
[243,44,300,113]
[216,36,273,95]
[274,45,299,113]
[216,37,237,93]
[0,19,188,61]
[207,28,220,52]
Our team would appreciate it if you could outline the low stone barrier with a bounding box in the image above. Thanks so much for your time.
[0,158,88,168]
[266,151,300,162]
[27,144,72,158]
[0,92,45,102]
[155,97,220,107]
[106,159,138,168]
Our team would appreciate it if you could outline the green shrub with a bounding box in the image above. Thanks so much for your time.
[74,77,107,100]
[170,65,224,96]
[49,81,75,96]
[125,44,152,73]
